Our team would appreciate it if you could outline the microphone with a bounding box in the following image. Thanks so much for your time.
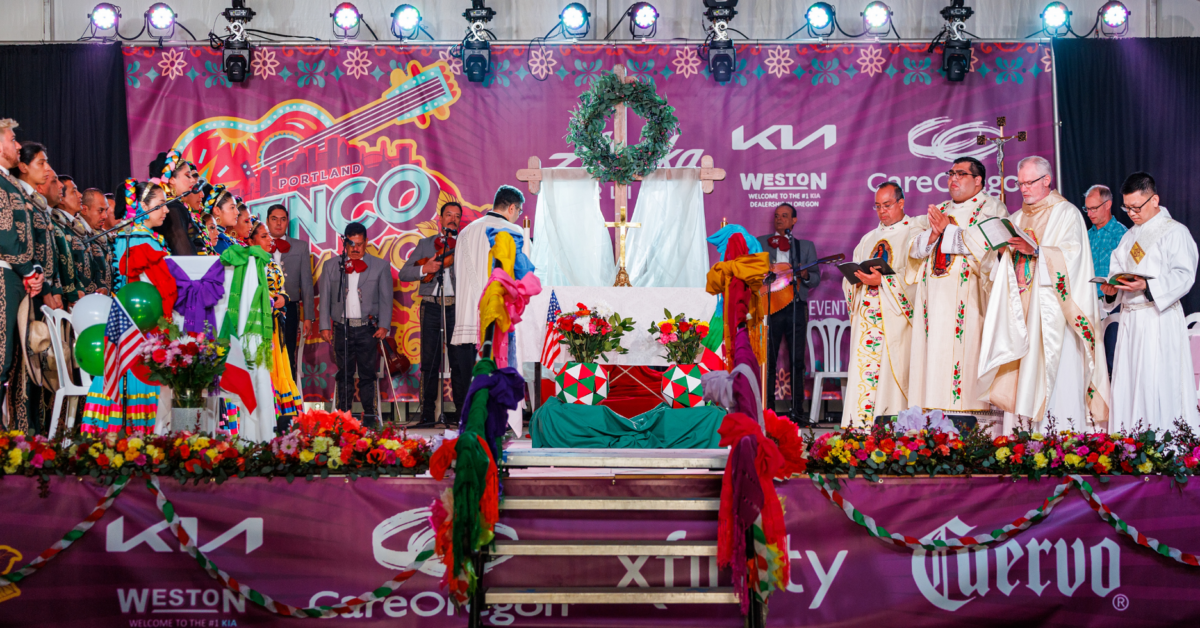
[443,227,458,237]
[190,178,207,194]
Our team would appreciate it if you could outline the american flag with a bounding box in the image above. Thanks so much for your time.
[539,290,563,369]
[103,299,146,400]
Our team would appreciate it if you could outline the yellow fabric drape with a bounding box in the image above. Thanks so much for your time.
[705,252,770,367]
[478,231,518,342]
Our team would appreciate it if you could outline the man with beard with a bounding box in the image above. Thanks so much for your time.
[977,156,1110,432]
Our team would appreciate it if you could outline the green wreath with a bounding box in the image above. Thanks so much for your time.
[565,71,679,185]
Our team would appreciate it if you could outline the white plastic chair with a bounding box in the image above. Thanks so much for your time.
[1186,312,1200,335]
[1186,313,1200,401]
[807,317,851,424]
[42,305,93,438]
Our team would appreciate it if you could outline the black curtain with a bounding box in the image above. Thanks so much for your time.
[0,43,130,200]
[1055,38,1200,313]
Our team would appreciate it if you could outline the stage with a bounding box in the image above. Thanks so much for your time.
[2,436,1199,627]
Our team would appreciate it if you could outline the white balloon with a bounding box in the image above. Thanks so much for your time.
[72,293,113,332]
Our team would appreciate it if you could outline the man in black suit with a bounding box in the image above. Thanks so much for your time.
[265,204,315,376]
[757,203,820,422]
[319,222,393,427]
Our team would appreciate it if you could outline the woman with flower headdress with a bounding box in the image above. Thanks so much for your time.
[149,150,202,255]
[81,179,169,434]
[232,198,253,246]
[202,183,241,254]
[249,218,300,432]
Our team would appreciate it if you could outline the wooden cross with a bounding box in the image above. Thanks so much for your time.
[515,64,728,287]
[975,116,1026,204]
[605,205,641,286]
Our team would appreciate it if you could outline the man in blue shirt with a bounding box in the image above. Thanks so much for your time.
[1085,184,1127,376]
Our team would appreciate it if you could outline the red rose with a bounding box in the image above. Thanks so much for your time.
[152,348,167,363]
[993,436,1008,447]
[880,438,895,454]
[1087,452,1099,464]
[918,448,932,457]
[557,319,573,332]
[678,321,691,333]
[699,326,709,338]
[660,322,674,334]
[184,344,199,356]
[96,454,110,467]
[1013,443,1025,455]
[1120,460,1133,472]
[573,324,584,334]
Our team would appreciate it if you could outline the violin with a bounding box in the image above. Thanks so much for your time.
[413,233,456,283]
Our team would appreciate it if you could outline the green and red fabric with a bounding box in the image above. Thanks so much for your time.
[555,361,609,405]
[662,363,705,408]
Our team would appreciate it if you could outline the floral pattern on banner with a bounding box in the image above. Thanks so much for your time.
[252,48,280,79]
[159,49,188,80]
[857,46,885,77]
[903,58,932,85]
[437,49,463,75]
[343,49,372,79]
[673,47,702,78]
[764,47,795,78]
[528,47,556,80]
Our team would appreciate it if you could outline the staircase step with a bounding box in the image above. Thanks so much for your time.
[505,448,728,470]
[485,587,737,605]
[492,540,717,556]
[501,497,720,511]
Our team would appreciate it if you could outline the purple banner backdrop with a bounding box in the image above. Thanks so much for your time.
[2,475,1198,627]
[123,43,1055,401]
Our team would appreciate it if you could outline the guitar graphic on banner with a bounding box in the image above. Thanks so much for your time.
[170,60,461,195]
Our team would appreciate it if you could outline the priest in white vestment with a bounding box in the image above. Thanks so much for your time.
[977,157,1110,433]
[452,186,531,353]
[907,157,1008,417]
[1101,172,1200,432]
[842,183,926,427]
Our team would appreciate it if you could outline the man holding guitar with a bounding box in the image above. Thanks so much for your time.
[758,203,821,424]
[398,201,472,428]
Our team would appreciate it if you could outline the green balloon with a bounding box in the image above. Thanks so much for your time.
[75,324,106,378]
[117,281,164,332]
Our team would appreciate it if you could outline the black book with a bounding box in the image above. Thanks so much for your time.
[838,257,895,285]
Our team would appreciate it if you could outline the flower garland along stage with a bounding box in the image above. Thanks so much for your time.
[564,70,679,185]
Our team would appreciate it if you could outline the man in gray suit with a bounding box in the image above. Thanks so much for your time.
[266,204,315,375]
[758,203,821,423]
[319,222,393,427]
[398,201,473,428]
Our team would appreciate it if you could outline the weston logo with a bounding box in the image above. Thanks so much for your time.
[732,124,836,151]
[106,516,262,554]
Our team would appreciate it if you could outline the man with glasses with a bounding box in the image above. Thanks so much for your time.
[1101,172,1199,432]
[841,182,925,427]
[977,156,1110,433]
[906,156,1007,426]
[451,185,530,357]
[1084,184,1126,376]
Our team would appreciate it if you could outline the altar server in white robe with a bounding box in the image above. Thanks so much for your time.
[452,185,531,356]
[1101,172,1200,432]
[977,156,1110,432]
[907,157,1008,418]
[842,183,926,427]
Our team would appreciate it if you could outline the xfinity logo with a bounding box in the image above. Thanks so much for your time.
[908,117,999,162]
[106,516,263,554]
[732,124,836,151]
[913,517,1121,612]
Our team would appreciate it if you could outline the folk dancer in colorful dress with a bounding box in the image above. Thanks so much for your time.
[248,218,301,433]
[841,183,926,428]
[203,184,241,255]
[978,156,1110,433]
[906,157,1008,427]
[81,180,169,434]
[149,150,203,255]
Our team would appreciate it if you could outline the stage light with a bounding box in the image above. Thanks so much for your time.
[146,3,177,38]
[862,2,891,35]
[942,37,971,82]
[709,39,736,83]
[806,3,835,37]
[332,2,362,38]
[703,0,737,82]
[1039,2,1070,37]
[89,3,120,35]
[391,4,421,39]
[459,1,495,83]
[1099,2,1129,36]
[629,2,658,39]
[223,41,249,82]
[560,3,591,38]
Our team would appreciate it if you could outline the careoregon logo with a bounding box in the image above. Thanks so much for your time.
[0,545,23,603]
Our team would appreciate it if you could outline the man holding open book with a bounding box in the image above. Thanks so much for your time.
[977,156,1110,432]
[1101,172,1199,432]
[840,182,926,427]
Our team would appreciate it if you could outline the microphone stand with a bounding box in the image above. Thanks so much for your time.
[786,228,803,425]
[339,240,351,419]
[82,184,200,246]
[431,233,452,428]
